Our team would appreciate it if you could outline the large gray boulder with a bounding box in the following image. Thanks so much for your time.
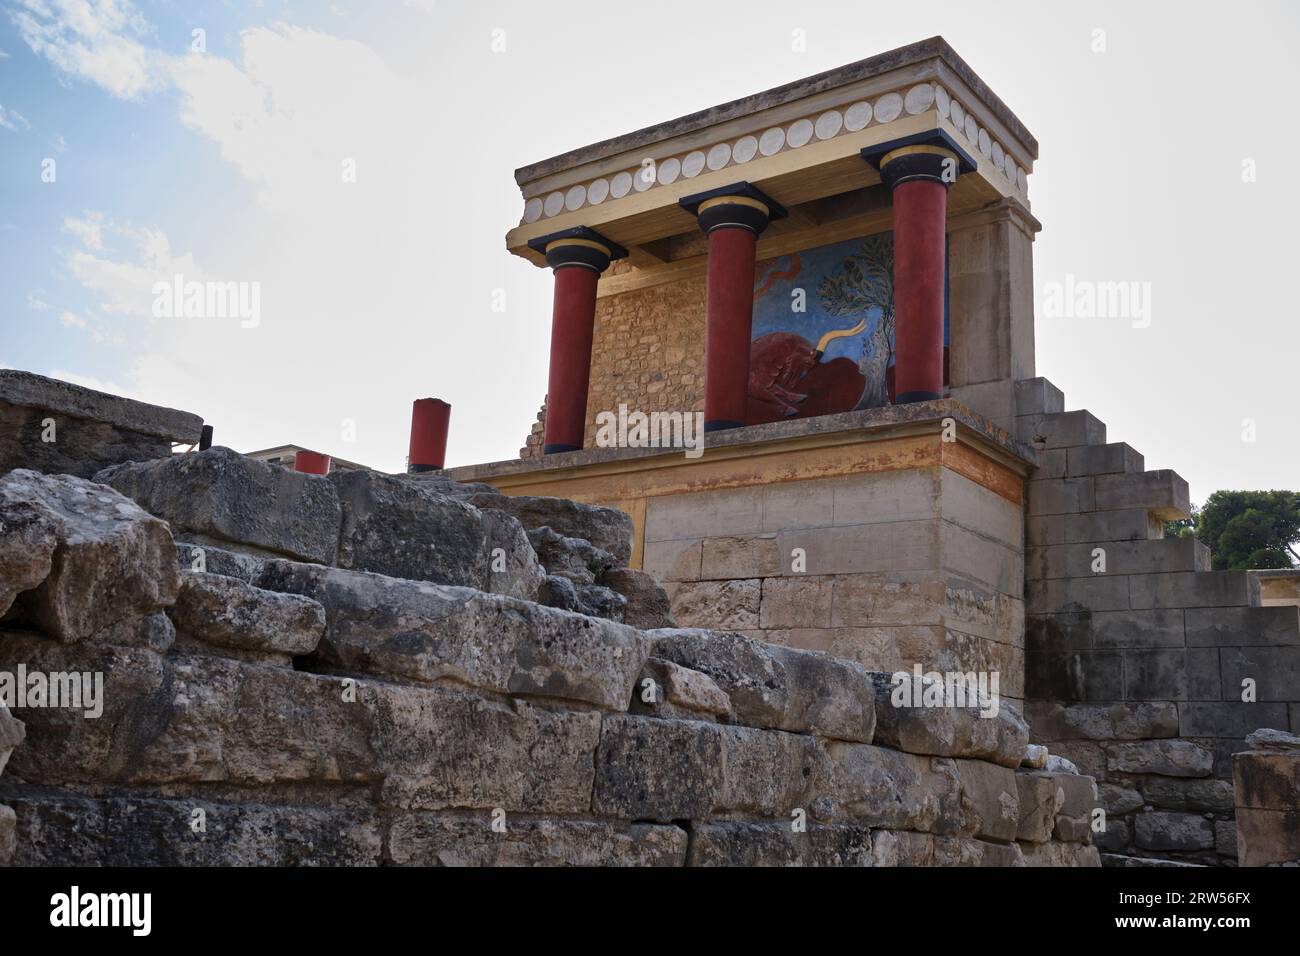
[168,570,325,657]
[95,446,340,564]
[603,567,674,630]
[648,628,876,743]
[466,492,634,565]
[255,560,646,710]
[332,470,543,601]
[0,702,24,777]
[0,470,179,641]
[0,498,57,617]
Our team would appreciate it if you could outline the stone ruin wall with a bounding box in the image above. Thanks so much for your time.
[1017,376,1300,866]
[0,372,1101,867]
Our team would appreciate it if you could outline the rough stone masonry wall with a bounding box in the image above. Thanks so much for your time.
[0,377,1101,865]
[1018,377,1300,866]
[642,463,1027,702]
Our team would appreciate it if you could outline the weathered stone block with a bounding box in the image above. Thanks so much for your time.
[816,742,962,832]
[869,671,1028,767]
[255,561,646,711]
[96,446,340,564]
[1134,812,1215,852]
[525,525,615,586]
[1234,807,1300,866]
[389,815,687,867]
[465,492,633,565]
[649,629,875,742]
[1091,608,1185,648]
[602,568,674,630]
[1015,410,1105,449]
[1140,777,1233,813]
[591,716,822,821]
[1218,646,1300,702]
[0,498,56,618]
[1179,702,1289,739]
[700,534,779,580]
[0,470,179,642]
[175,541,265,582]
[1026,700,1179,741]
[688,822,871,867]
[1015,771,1061,843]
[1019,842,1101,867]
[1066,443,1144,478]
[1109,740,1214,777]
[956,758,1019,841]
[7,794,380,866]
[1233,750,1300,811]
[760,575,833,629]
[1185,606,1300,646]
[168,570,324,657]
[1014,377,1064,417]
[1128,571,1250,611]
[631,657,730,719]
[1093,470,1189,520]
[1123,649,1186,700]
[642,538,702,582]
[669,580,760,630]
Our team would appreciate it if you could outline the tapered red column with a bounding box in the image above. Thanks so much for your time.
[863,133,974,404]
[534,230,624,454]
[680,184,785,432]
[529,227,627,454]
[891,176,948,402]
[408,398,450,472]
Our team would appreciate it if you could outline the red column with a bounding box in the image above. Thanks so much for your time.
[531,229,624,455]
[293,450,330,475]
[703,226,759,430]
[408,398,450,472]
[543,265,599,453]
[681,187,782,432]
[891,178,948,403]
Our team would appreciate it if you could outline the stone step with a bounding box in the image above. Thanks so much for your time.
[1026,537,1208,580]
[1014,377,1066,417]
[1094,469,1190,520]
[1184,605,1300,646]
[1028,508,1163,547]
[1066,443,1145,478]
[1015,410,1108,450]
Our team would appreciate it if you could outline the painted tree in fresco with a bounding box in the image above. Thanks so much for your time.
[817,233,894,408]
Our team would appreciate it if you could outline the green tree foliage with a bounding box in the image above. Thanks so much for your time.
[1190,490,1300,570]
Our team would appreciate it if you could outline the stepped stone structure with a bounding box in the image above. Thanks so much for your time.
[0,37,1295,868]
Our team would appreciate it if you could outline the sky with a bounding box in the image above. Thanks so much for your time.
[0,0,1296,503]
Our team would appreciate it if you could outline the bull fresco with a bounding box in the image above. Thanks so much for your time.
[745,232,948,425]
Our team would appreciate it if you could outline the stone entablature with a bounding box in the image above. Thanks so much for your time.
[510,37,1035,262]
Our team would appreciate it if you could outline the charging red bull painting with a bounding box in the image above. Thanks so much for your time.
[746,231,949,425]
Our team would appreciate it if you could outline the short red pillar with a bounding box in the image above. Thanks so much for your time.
[529,227,626,454]
[891,178,948,403]
[863,135,972,404]
[293,449,331,475]
[408,398,450,472]
[680,185,784,432]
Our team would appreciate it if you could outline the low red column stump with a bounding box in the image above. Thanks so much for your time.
[293,450,331,475]
[408,398,451,473]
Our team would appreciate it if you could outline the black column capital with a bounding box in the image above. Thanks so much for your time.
[527,226,628,272]
[860,130,977,190]
[679,181,787,236]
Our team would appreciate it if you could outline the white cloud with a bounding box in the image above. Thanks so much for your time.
[64,213,201,319]
[58,310,87,328]
[0,104,31,132]
[11,0,161,99]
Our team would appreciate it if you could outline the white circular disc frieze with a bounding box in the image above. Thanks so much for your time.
[977,127,991,158]
[786,118,814,147]
[874,91,903,123]
[815,110,843,140]
[935,85,951,119]
[658,157,681,184]
[565,185,586,211]
[759,127,785,156]
[682,151,706,177]
[904,84,935,115]
[523,197,543,223]
[610,171,633,199]
[587,178,609,204]
[733,135,758,163]
[706,143,732,170]
[844,100,872,131]
[543,192,565,217]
